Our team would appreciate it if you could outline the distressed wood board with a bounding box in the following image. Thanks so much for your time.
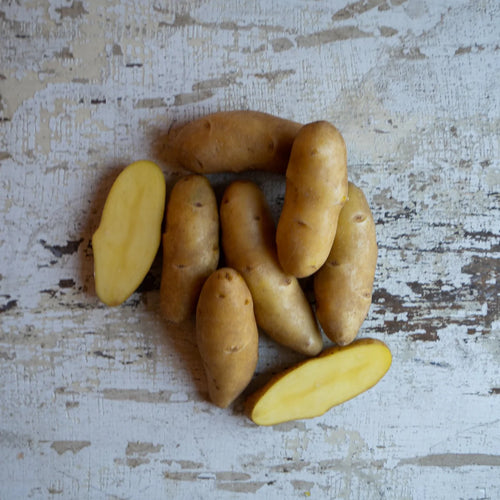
[0,1,499,499]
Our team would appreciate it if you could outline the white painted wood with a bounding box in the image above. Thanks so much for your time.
[1,1,498,499]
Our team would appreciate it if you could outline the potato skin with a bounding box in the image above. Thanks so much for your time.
[160,175,219,323]
[314,182,377,345]
[220,181,322,356]
[164,111,302,174]
[276,121,348,278]
[196,268,259,408]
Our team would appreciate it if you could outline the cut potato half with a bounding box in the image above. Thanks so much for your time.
[246,338,391,426]
[93,160,166,306]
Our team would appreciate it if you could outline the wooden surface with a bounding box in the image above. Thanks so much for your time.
[1,1,499,499]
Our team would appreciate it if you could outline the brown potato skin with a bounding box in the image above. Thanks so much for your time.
[276,121,348,278]
[196,268,259,408]
[314,182,377,345]
[220,181,322,356]
[164,111,302,174]
[160,175,219,323]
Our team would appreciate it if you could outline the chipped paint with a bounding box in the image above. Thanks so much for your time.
[126,442,163,456]
[54,1,88,20]
[174,90,214,106]
[39,239,83,258]
[296,26,373,48]
[398,453,500,468]
[254,69,296,84]
[50,441,91,455]
[101,388,174,403]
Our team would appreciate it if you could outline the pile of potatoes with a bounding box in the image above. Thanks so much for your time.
[92,111,391,426]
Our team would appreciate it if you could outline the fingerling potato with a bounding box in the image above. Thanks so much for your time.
[314,182,377,345]
[160,175,219,323]
[276,121,348,278]
[164,110,302,174]
[220,181,322,356]
[196,268,259,408]
[246,338,391,426]
[93,160,166,306]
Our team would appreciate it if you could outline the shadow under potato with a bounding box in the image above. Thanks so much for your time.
[78,164,125,299]
[158,316,209,403]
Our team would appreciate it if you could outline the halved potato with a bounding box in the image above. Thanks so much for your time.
[93,160,166,306]
[245,338,391,426]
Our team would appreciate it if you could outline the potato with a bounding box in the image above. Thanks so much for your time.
[220,181,322,356]
[196,268,259,408]
[93,160,166,306]
[246,338,391,426]
[314,182,377,345]
[276,121,348,278]
[160,175,219,323]
[164,110,302,174]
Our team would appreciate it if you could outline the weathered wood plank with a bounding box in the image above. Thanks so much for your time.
[1,1,499,499]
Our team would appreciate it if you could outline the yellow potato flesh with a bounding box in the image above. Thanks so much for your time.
[246,339,391,426]
[92,160,166,306]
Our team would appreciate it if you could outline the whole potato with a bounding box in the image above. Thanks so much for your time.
[196,268,259,408]
[220,181,322,356]
[160,175,219,323]
[164,110,302,174]
[314,182,377,345]
[276,121,348,278]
